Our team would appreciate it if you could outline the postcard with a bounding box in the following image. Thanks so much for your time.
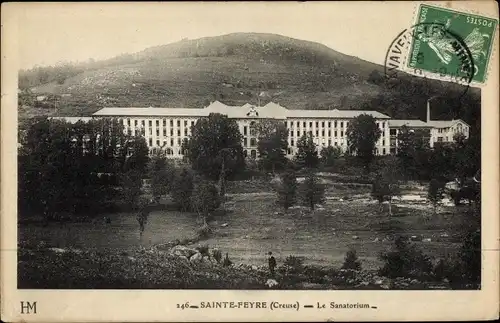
[1,1,499,322]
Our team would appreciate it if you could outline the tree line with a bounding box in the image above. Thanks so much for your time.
[19,112,479,222]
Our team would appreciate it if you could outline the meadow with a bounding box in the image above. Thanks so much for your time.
[19,178,470,271]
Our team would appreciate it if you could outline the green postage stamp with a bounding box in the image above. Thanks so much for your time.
[407,4,498,85]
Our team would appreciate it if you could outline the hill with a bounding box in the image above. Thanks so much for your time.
[18,32,480,130]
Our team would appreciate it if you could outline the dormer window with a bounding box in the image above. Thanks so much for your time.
[246,106,259,117]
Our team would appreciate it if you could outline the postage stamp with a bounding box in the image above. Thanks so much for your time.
[407,4,498,84]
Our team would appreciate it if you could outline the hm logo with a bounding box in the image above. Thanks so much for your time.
[20,301,37,314]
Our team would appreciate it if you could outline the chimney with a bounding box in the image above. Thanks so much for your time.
[426,99,431,123]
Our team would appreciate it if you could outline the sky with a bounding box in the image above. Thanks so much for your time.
[9,1,492,70]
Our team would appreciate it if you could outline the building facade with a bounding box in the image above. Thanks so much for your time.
[92,101,392,158]
[91,100,469,159]
[388,100,470,154]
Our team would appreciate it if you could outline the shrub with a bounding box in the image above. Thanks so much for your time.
[283,255,304,275]
[341,249,361,271]
[378,236,433,279]
[222,253,233,267]
[195,244,210,257]
[196,224,212,239]
[212,248,222,264]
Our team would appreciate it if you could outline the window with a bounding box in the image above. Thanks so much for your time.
[328,121,331,128]
[287,148,291,155]
[156,139,160,146]
[250,138,257,146]
[184,120,188,127]
[296,130,300,137]
[156,129,159,136]
[309,121,313,127]
[322,121,325,127]
[316,121,319,128]
[170,129,173,136]
[334,142,338,146]
[163,129,167,136]
[322,130,325,136]
[328,130,331,136]
[335,131,338,137]
[296,121,299,127]
[291,139,295,146]
[184,129,188,136]
[191,121,195,126]
[156,120,159,127]
[303,130,306,136]
[177,138,181,145]
[390,129,397,135]
[135,120,138,126]
[437,137,443,142]
[334,121,337,127]
[244,138,248,146]
[177,120,180,127]
[149,128,152,135]
[142,120,145,126]
[303,121,306,127]
[177,129,181,136]
[244,126,248,136]
[244,150,248,157]
[340,121,343,128]
[170,119,173,127]
[127,118,131,126]
[340,131,344,137]
[170,138,174,146]
[149,120,152,127]
[149,138,152,146]
[163,119,166,127]
[315,130,319,136]
[328,139,331,146]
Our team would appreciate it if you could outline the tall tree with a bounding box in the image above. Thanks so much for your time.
[276,167,298,211]
[298,171,325,211]
[170,168,194,212]
[191,180,221,226]
[294,132,319,169]
[320,146,342,168]
[147,151,175,203]
[119,170,143,210]
[396,125,430,179]
[257,121,289,173]
[183,113,244,180]
[346,114,381,172]
[371,157,402,216]
[428,179,445,215]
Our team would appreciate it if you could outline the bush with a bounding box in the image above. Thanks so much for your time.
[196,224,212,239]
[195,244,210,257]
[378,236,433,280]
[222,253,233,267]
[283,255,304,275]
[212,248,222,264]
[341,249,361,271]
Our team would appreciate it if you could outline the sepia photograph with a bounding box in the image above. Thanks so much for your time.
[1,1,498,322]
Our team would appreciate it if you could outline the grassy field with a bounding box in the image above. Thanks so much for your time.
[19,180,472,271]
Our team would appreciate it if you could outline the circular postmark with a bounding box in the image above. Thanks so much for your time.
[384,22,475,98]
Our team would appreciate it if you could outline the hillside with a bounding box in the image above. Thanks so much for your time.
[18,32,480,129]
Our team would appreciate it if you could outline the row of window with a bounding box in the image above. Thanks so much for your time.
[126,118,196,129]
[289,129,346,138]
[128,127,190,137]
[286,120,387,129]
[148,138,183,147]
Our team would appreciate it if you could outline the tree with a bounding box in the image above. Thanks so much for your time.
[396,125,431,179]
[183,113,245,180]
[298,171,325,211]
[294,132,319,169]
[171,168,194,212]
[147,151,175,203]
[191,180,221,226]
[346,114,381,172]
[276,167,298,211]
[371,157,402,216]
[257,121,289,173]
[428,179,445,215]
[122,136,149,173]
[119,170,143,210]
[320,146,342,168]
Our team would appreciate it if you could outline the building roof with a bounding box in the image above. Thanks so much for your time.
[427,120,468,128]
[388,120,432,128]
[92,101,391,119]
[49,117,93,124]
